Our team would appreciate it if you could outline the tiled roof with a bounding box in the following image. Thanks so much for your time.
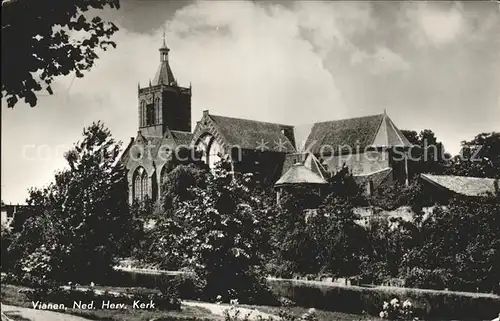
[209,115,296,153]
[304,113,410,154]
[144,135,164,158]
[171,130,193,146]
[303,153,329,180]
[275,163,328,186]
[281,153,307,176]
[353,168,393,190]
[420,174,499,197]
[305,114,384,154]
[153,61,176,86]
[118,137,135,165]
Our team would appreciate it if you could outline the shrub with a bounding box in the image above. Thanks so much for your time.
[404,268,453,290]
[379,298,416,320]
[159,273,205,300]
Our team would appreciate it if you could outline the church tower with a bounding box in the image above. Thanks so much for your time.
[138,36,192,137]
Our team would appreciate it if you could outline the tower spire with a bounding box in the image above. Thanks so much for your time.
[153,28,176,86]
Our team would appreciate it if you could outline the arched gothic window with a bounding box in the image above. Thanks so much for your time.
[133,167,149,202]
[146,104,155,125]
[155,98,161,124]
[140,100,146,127]
[195,134,224,169]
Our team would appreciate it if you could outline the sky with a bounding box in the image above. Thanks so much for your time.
[2,0,500,204]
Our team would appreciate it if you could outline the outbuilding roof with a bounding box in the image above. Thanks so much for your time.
[420,174,499,197]
[275,163,328,186]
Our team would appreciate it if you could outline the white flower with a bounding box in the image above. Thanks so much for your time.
[403,299,412,308]
[390,298,399,306]
[90,282,95,287]
[379,311,385,318]
[383,301,389,309]
[230,299,239,305]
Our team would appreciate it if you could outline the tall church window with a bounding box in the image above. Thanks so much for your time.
[133,167,149,202]
[140,100,146,126]
[195,134,223,169]
[155,98,161,124]
[146,104,155,125]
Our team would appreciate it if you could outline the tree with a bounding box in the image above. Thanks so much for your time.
[448,132,500,178]
[401,130,420,146]
[8,122,131,284]
[1,0,120,108]
[401,194,500,293]
[401,129,450,175]
[160,163,208,211]
[1,224,15,271]
[147,162,274,303]
[269,191,321,277]
[310,194,367,278]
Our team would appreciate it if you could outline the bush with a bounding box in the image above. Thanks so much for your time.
[268,278,500,320]
[379,297,415,320]
[264,261,295,279]
[404,268,454,290]
[160,273,205,300]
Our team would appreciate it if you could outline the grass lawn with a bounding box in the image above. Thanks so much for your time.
[2,313,32,321]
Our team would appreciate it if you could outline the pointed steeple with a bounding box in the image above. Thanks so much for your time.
[153,30,176,86]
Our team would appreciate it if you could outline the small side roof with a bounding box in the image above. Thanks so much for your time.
[420,174,499,197]
[275,163,328,187]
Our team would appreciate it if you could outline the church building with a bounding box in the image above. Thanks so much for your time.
[121,41,414,204]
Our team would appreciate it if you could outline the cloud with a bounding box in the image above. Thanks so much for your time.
[2,0,363,202]
[401,2,465,46]
[351,46,411,75]
[293,1,376,58]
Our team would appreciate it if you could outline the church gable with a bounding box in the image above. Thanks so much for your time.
[191,111,229,150]
[125,132,156,176]
[370,114,412,148]
[154,129,190,167]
